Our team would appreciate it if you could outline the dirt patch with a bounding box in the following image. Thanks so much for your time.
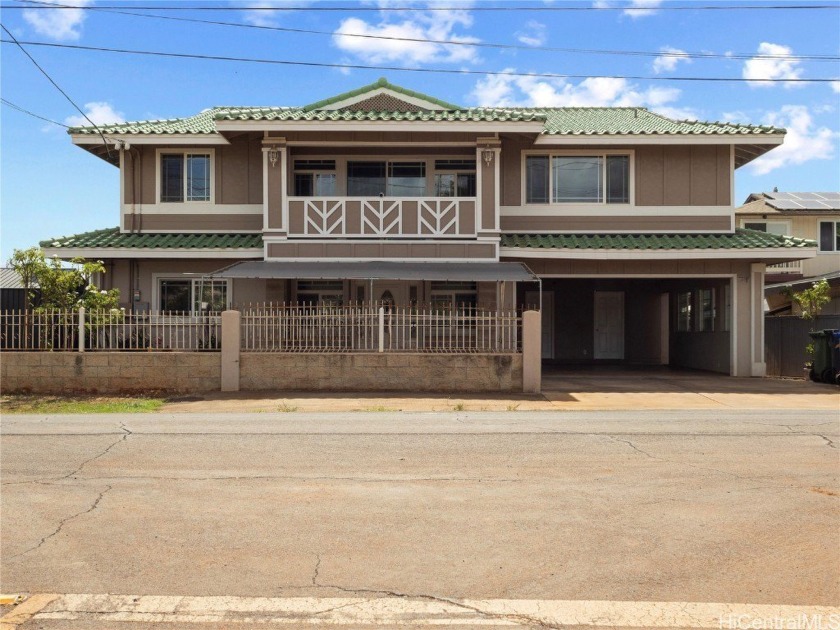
[810,487,839,497]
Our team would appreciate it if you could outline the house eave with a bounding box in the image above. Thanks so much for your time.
[71,134,231,146]
[214,120,547,133]
[41,247,264,259]
[499,246,818,261]
[533,133,785,146]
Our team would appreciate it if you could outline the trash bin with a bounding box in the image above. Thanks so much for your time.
[831,330,840,385]
[808,329,839,384]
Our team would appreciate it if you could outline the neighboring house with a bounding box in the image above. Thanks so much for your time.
[40,78,816,377]
[0,268,39,312]
[736,192,840,315]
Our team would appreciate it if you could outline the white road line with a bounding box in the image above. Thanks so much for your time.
[12,594,840,628]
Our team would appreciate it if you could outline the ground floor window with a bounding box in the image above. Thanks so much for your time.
[677,291,693,332]
[429,281,477,311]
[158,278,229,313]
[699,288,716,332]
[296,280,344,306]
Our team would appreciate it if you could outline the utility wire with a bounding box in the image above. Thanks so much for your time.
[1,97,70,127]
[18,0,838,62]
[0,24,113,158]
[2,39,838,83]
[4,3,839,10]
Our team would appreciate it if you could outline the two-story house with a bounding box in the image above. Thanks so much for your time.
[41,78,816,378]
[735,191,840,315]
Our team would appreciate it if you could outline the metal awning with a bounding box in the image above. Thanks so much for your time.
[209,261,538,282]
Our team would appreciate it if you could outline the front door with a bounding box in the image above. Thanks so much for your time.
[594,291,625,360]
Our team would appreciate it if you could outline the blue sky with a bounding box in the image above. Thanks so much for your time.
[1,0,839,258]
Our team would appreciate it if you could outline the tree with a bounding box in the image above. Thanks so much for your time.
[8,249,121,349]
[791,279,831,321]
[8,249,120,312]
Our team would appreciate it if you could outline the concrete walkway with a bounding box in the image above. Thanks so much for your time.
[161,368,839,413]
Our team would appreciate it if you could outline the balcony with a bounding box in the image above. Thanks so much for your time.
[767,260,803,275]
[287,197,477,239]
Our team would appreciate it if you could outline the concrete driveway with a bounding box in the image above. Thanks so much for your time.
[1,409,838,628]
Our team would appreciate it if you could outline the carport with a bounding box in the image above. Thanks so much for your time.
[531,277,733,374]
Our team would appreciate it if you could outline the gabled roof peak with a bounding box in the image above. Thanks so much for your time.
[302,78,461,112]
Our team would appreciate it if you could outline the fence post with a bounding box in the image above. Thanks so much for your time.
[221,310,241,392]
[78,307,86,353]
[522,309,541,394]
[378,306,385,353]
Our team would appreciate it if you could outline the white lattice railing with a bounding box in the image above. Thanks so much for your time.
[0,309,221,352]
[767,260,803,274]
[241,303,520,354]
[288,197,476,238]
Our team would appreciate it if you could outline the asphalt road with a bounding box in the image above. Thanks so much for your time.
[1,410,838,628]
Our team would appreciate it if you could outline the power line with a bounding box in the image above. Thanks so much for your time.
[3,38,838,84]
[1,97,69,128]
[0,25,113,158]
[19,0,838,63]
[3,3,838,10]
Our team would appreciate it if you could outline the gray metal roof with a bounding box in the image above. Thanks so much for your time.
[210,261,538,282]
[0,268,36,290]
[762,192,840,211]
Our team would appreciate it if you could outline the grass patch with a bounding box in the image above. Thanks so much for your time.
[452,402,466,411]
[1,394,167,414]
[358,405,399,412]
[277,402,299,413]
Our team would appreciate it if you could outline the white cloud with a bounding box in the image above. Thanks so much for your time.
[624,0,663,19]
[470,71,697,119]
[516,21,547,47]
[592,1,661,18]
[749,105,838,175]
[240,1,313,27]
[652,46,691,74]
[743,42,803,88]
[64,102,125,128]
[332,3,479,65]
[831,81,840,94]
[23,0,91,41]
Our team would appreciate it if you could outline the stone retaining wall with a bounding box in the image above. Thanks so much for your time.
[239,353,523,392]
[0,352,221,394]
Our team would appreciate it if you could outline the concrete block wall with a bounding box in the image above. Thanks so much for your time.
[1,352,221,394]
[239,353,523,392]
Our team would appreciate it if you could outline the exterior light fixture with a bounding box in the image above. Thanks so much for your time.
[267,146,280,168]
[482,147,494,166]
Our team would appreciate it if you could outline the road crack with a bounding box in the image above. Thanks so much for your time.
[8,484,113,560]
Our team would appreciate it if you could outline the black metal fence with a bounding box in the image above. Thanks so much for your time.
[765,314,840,378]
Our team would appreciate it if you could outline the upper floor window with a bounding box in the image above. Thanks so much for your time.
[347,161,426,197]
[434,159,476,197]
[160,152,211,202]
[525,153,630,204]
[819,221,840,252]
[744,221,789,236]
[294,160,336,196]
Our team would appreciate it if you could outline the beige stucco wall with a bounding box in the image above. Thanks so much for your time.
[738,214,839,277]
[1,352,220,394]
[239,353,523,392]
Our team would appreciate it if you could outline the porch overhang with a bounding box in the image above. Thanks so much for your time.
[209,261,538,282]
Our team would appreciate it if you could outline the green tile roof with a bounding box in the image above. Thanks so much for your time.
[500,229,816,250]
[68,80,784,137]
[40,228,263,250]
